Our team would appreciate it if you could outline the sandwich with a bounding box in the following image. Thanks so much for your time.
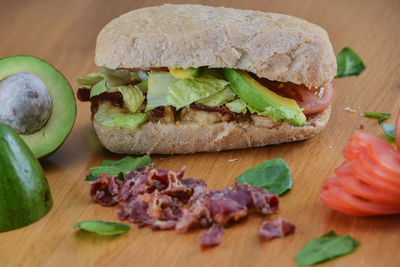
[77,4,336,154]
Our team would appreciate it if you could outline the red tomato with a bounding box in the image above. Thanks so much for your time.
[351,156,400,195]
[334,161,353,176]
[353,131,393,150]
[323,177,400,215]
[367,145,400,177]
[337,174,400,205]
[255,78,335,114]
[320,184,370,216]
[396,108,400,150]
[321,178,377,216]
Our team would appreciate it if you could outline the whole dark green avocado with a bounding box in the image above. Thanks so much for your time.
[0,55,76,158]
[0,123,53,232]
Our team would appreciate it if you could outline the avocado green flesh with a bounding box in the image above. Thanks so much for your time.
[222,69,307,125]
[0,123,53,232]
[169,67,201,79]
[0,56,77,158]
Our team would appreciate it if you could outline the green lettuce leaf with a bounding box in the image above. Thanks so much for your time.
[167,75,229,110]
[77,68,140,93]
[77,72,104,87]
[117,85,145,113]
[146,72,179,111]
[296,231,360,266]
[336,47,366,78]
[135,80,148,93]
[86,155,152,181]
[90,80,108,98]
[235,158,292,196]
[196,86,236,107]
[259,106,306,126]
[226,98,247,113]
[94,103,148,131]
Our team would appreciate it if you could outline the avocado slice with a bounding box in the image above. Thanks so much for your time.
[0,56,76,158]
[169,67,201,79]
[222,69,306,126]
[0,123,52,232]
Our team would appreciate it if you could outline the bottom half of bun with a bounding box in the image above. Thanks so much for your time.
[92,105,331,154]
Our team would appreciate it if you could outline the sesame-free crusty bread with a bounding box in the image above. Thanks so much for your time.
[95,4,336,88]
[92,105,331,155]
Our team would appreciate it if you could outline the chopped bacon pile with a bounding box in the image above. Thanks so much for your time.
[90,164,295,247]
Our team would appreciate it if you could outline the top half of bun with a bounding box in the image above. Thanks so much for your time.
[95,4,336,88]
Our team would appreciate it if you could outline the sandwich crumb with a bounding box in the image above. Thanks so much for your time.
[328,146,332,149]
[344,107,356,113]
[359,124,364,129]
[228,158,238,162]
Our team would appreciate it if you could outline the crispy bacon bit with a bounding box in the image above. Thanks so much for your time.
[200,224,224,248]
[77,88,91,102]
[258,218,295,240]
[89,164,291,247]
[90,174,123,207]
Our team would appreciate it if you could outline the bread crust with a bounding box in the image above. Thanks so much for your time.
[92,106,331,155]
[95,4,336,88]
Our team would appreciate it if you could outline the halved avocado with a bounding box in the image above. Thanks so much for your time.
[0,123,52,232]
[0,56,76,158]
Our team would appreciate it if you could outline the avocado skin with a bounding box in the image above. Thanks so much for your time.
[222,68,306,126]
[0,123,53,232]
[0,55,77,158]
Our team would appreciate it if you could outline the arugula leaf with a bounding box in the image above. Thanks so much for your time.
[73,220,130,235]
[86,155,152,181]
[381,123,395,138]
[295,231,360,266]
[235,158,292,196]
[336,47,366,78]
[365,112,390,123]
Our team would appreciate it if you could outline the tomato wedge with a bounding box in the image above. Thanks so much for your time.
[337,174,400,205]
[323,177,400,215]
[396,108,400,150]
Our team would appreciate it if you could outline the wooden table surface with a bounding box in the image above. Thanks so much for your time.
[0,0,399,266]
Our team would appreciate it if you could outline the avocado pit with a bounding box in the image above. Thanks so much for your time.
[0,72,52,135]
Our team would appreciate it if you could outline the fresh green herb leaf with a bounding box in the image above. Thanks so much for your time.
[336,47,366,78]
[295,231,360,266]
[73,220,130,235]
[86,155,152,181]
[235,158,292,196]
[364,112,390,123]
[381,123,395,138]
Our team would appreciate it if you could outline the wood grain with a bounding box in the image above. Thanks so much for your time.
[0,0,399,266]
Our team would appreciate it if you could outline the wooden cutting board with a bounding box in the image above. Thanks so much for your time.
[0,0,399,266]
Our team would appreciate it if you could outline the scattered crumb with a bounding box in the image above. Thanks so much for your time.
[359,124,364,129]
[159,158,164,160]
[328,146,332,149]
[228,158,238,162]
[360,113,365,117]
[344,107,356,113]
